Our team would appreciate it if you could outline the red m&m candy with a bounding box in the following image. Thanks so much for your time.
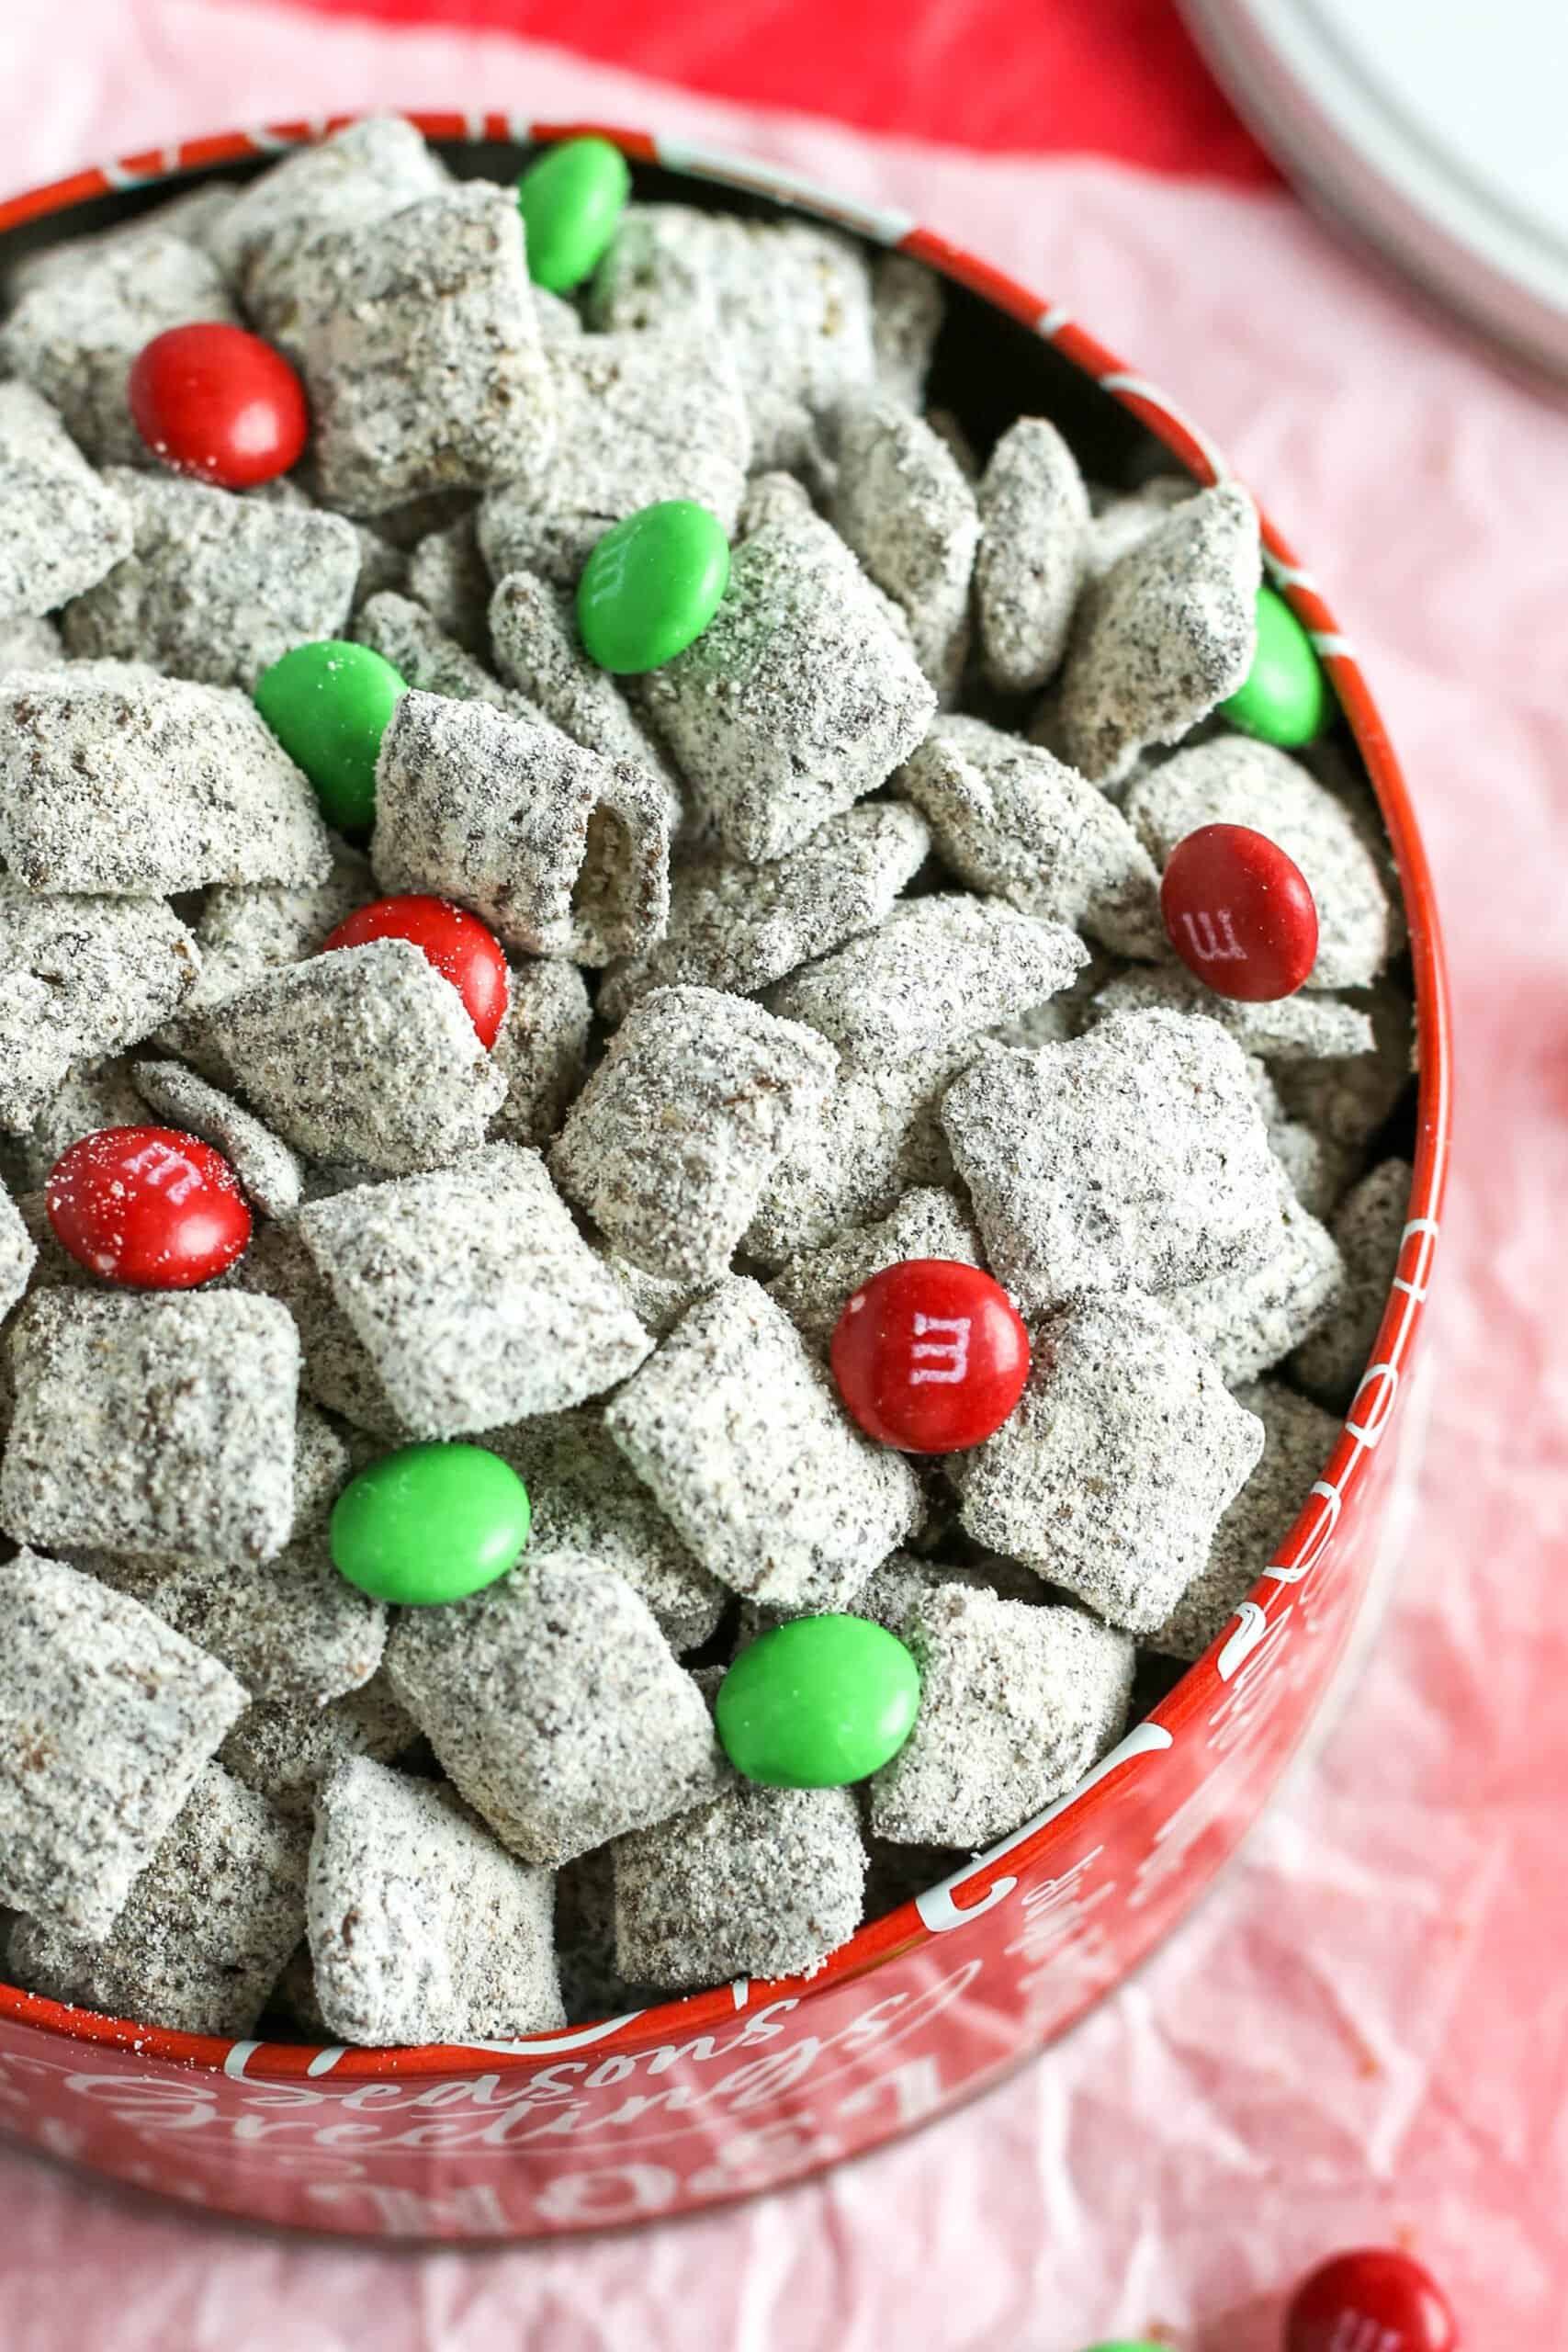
[322,895,511,1049]
[1159,821,1319,1002]
[830,1259,1030,1453]
[1286,2248,1459,2352]
[128,322,309,489]
[46,1127,253,1289]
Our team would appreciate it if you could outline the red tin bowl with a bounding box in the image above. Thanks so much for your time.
[0,119,1451,2242]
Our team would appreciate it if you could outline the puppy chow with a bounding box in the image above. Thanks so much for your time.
[3,1289,299,1566]
[599,803,931,1024]
[16,1054,145,1190]
[387,1560,725,1866]
[291,186,556,514]
[0,887,199,1134]
[293,1144,651,1437]
[896,716,1163,955]
[0,381,132,616]
[1123,736,1394,989]
[1149,1381,1342,1661]
[766,1186,983,1351]
[488,955,592,1147]
[768,895,1086,1066]
[641,510,935,863]
[871,251,944,409]
[0,614,65,679]
[974,417,1092,692]
[1060,482,1261,786]
[0,228,239,467]
[941,1010,1280,1314]
[6,1766,310,2037]
[372,688,671,965]
[214,939,506,1176]
[486,569,681,818]
[478,334,751,585]
[307,1758,563,2046]
[1163,1166,1344,1384]
[1273,975,1415,1170]
[0,664,331,896]
[1082,476,1192,580]
[605,1276,921,1610]
[956,1291,1264,1634]
[405,511,493,656]
[208,116,449,314]
[553,986,836,1284]
[588,205,875,469]
[829,393,978,699]
[0,1183,35,1322]
[130,1057,304,1219]
[176,844,373,1035]
[1291,1157,1413,1406]
[352,588,531,716]
[869,1586,1134,1847]
[238,1216,401,1437]
[1089,963,1375,1061]
[0,1550,246,1937]
[220,1673,420,1820]
[614,1781,865,1988]
[62,469,361,690]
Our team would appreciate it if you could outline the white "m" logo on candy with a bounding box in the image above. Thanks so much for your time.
[121,1141,202,1204]
[908,1314,971,1385]
[1179,906,1247,962]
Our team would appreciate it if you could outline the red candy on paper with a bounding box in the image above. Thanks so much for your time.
[128,322,310,489]
[322,895,511,1049]
[1286,2248,1459,2352]
[46,1126,253,1290]
[830,1258,1031,1453]
[1159,820,1319,1001]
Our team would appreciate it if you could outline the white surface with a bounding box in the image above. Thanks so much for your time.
[1182,0,1568,380]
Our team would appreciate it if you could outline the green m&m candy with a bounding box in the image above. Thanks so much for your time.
[517,135,631,293]
[329,1442,530,1607]
[253,639,406,831]
[577,500,730,675]
[1222,583,1330,748]
[715,1615,921,1789]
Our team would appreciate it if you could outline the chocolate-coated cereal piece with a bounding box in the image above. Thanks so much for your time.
[6,1766,310,2036]
[552,986,838,1285]
[293,186,556,514]
[1123,736,1394,989]
[405,512,492,656]
[489,956,592,1147]
[0,664,331,897]
[974,417,1091,693]
[307,1758,564,2046]
[1089,964,1375,1061]
[830,393,979,699]
[1291,1157,1412,1406]
[1164,1166,1344,1383]
[1149,1380,1342,1661]
[1081,476,1191,581]
[956,1291,1264,1633]
[175,844,372,1040]
[17,1058,143,1189]
[642,511,935,864]
[869,1586,1134,1847]
[1060,482,1261,786]
[387,1560,725,1866]
[353,588,537,718]
[295,1144,651,1436]
[0,1550,246,1938]
[215,939,507,1176]
[478,334,751,585]
[3,1289,299,1565]
[613,1781,866,1988]
[605,1276,921,1610]
[0,614,65,679]
[372,689,671,965]
[209,116,448,316]
[941,1010,1280,1313]
[130,1057,304,1219]
[896,716,1163,955]
[220,1672,419,1819]
[767,895,1086,1066]
[487,569,680,816]
[871,251,944,410]
[0,886,199,1132]
[63,469,361,691]
[238,1217,401,1437]
[0,382,132,616]
[766,1184,981,1352]
[0,1185,36,1322]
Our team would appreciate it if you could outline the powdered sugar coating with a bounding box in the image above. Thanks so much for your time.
[0,382,131,618]
[869,1586,1134,1847]
[974,417,1091,693]
[1163,1166,1344,1384]
[209,116,448,318]
[487,570,680,817]
[489,956,592,1148]
[405,512,491,657]
[552,987,838,1286]
[871,251,944,410]
[387,1560,725,1867]
[130,1057,303,1219]
[0,1550,246,1938]
[307,1758,564,2046]
[766,1185,982,1351]
[830,393,978,700]
[1292,1156,1413,1406]
[605,1276,921,1610]
[956,1291,1264,1634]
[6,1766,309,2036]
[0,1184,35,1322]
[220,1673,417,1820]
[1060,482,1261,786]
[1089,964,1375,1061]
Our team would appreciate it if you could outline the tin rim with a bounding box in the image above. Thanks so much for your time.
[0,113,1453,2083]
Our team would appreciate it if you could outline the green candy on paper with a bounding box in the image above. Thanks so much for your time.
[517,135,631,293]
[716,1615,921,1789]
[576,499,731,675]
[253,638,405,831]
[1222,582,1329,748]
[330,1442,531,1607]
